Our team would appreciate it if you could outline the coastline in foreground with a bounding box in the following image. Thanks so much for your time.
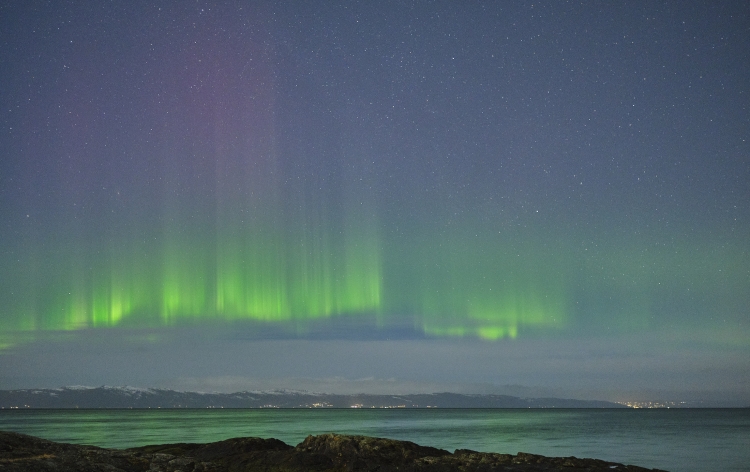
[0,430,667,471]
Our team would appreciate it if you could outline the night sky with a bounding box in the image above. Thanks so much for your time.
[1,1,748,403]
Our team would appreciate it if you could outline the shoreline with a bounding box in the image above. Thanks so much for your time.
[0,430,668,471]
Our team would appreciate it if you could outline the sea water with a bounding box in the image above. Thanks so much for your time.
[1,408,748,472]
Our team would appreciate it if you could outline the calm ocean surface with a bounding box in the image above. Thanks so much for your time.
[1,408,748,471]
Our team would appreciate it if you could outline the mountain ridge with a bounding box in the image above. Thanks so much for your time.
[0,386,627,409]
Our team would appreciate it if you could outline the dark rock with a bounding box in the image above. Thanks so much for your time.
[0,430,669,472]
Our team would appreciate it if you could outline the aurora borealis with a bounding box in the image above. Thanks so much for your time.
[1,1,748,401]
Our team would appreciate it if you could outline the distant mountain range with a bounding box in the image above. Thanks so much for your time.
[0,386,627,409]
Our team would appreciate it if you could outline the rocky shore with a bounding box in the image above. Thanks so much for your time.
[0,431,667,471]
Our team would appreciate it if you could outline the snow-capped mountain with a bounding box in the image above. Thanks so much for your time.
[0,386,625,409]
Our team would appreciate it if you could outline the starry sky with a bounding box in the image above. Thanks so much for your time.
[1,1,748,403]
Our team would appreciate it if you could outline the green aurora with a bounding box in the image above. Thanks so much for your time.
[3,206,747,350]
[1,1,748,360]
